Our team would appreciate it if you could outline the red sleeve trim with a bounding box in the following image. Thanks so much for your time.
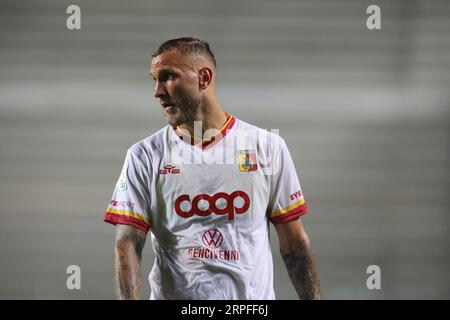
[270,203,308,225]
[104,212,151,233]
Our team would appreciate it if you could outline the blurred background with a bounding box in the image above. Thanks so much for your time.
[0,0,449,299]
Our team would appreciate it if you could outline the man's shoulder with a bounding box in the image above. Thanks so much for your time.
[126,125,169,158]
[234,116,285,145]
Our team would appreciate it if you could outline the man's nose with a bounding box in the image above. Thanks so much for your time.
[154,81,166,98]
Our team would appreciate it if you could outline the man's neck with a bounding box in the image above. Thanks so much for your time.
[178,103,228,145]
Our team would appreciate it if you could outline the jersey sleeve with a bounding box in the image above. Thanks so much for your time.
[268,137,308,224]
[103,149,152,233]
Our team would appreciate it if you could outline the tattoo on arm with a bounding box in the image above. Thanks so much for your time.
[114,225,146,299]
[281,237,321,300]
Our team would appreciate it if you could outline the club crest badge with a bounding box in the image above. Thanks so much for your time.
[238,150,258,172]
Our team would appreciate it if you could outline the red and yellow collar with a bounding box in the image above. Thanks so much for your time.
[174,113,236,149]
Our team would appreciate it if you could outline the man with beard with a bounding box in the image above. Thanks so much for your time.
[104,37,321,300]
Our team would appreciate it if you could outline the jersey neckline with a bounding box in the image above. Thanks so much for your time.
[171,113,236,150]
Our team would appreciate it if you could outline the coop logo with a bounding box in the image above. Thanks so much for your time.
[159,164,180,175]
[202,229,223,248]
[175,191,250,220]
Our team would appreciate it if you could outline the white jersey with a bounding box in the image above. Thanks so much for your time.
[104,114,308,300]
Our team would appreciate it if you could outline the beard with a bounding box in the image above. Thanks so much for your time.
[165,90,202,127]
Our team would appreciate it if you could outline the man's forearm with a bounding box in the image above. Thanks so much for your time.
[281,237,321,300]
[114,240,142,299]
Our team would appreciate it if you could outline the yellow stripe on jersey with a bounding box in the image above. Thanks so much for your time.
[105,207,150,225]
[271,198,305,217]
[218,113,233,131]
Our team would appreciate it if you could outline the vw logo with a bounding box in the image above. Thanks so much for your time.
[202,229,223,248]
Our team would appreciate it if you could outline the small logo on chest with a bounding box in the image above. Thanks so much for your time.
[159,164,181,175]
[238,150,258,172]
[202,229,223,248]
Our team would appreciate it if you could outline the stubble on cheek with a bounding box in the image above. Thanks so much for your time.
[167,91,200,126]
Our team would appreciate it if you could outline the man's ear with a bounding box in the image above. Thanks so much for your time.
[198,67,213,89]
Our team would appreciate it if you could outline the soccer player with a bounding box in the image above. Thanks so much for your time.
[104,37,320,300]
